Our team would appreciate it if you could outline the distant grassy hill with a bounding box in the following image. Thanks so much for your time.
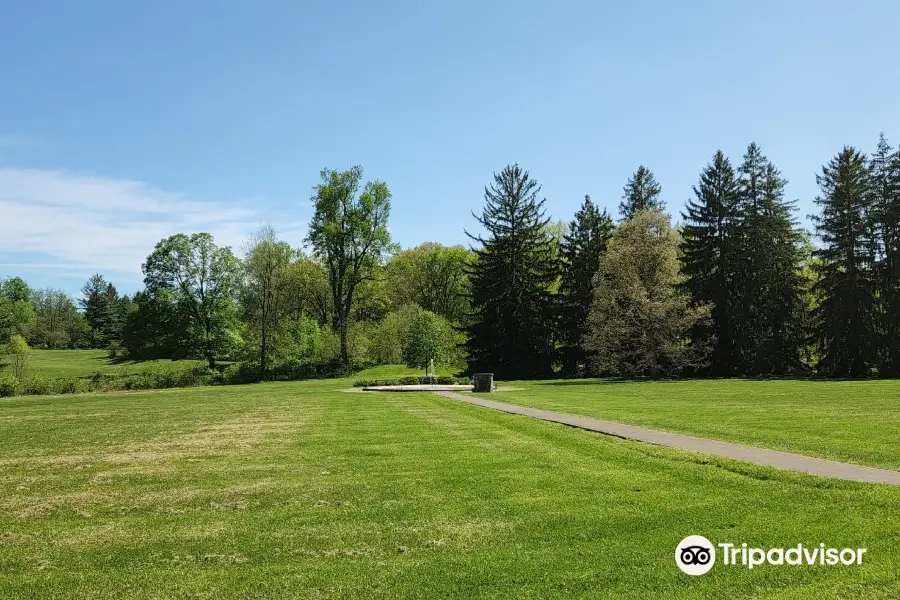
[0,349,208,379]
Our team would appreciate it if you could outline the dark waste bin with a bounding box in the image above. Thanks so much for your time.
[473,373,494,393]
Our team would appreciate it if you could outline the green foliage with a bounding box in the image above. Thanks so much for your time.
[812,147,880,376]
[142,233,241,368]
[352,375,469,387]
[369,304,420,365]
[307,166,398,366]
[240,223,296,378]
[870,134,900,375]
[465,164,558,379]
[385,243,472,324]
[730,143,807,375]
[619,165,663,219]
[559,195,614,376]
[0,278,36,343]
[79,274,127,348]
[30,288,90,349]
[585,210,710,378]
[5,334,30,379]
[0,375,18,397]
[680,150,741,375]
[402,309,456,373]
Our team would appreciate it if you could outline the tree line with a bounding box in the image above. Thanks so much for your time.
[3,134,899,380]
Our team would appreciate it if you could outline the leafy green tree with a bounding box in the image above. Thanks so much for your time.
[619,165,663,219]
[122,289,193,360]
[870,134,900,375]
[307,166,397,367]
[403,308,456,375]
[0,278,35,343]
[465,164,558,378]
[812,147,880,376]
[559,195,614,375]
[5,334,30,379]
[585,210,709,378]
[285,254,331,326]
[30,288,89,349]
[241,224,295,378]
[385,243,472,324]
[680,151,741,375]
[143,233,240,368]
[370,304,421,365]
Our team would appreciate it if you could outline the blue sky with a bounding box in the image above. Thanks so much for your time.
[2,0,898,296]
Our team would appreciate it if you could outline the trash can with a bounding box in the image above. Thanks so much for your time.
[473,373,494,393]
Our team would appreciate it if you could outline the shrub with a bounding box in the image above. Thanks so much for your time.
[107,341,125,359]
[0,376,18,397]
[54,377,86,395]
[352,376,470,388]
[20,377,53,396]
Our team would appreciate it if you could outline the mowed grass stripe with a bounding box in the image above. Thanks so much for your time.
[489,379,900,471]
[0,382,897,598]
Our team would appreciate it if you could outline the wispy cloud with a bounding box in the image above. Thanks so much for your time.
[0,168,308,284]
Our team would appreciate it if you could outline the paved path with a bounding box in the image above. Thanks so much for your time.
[434,391,900,486]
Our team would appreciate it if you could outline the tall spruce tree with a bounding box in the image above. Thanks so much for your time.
[619,165,663,219]
[870,134,900,374]
[680,151,740,374]
[464,164,558,379]
[731,143,806,374]
[559,195,614,376]
[812,147,880,377]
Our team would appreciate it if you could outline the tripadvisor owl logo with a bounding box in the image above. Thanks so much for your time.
[675,535,716,575]
[675,535,868,575]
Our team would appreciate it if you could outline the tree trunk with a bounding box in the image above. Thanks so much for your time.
[260,327,267,381]
[207,353,216,370]
[339,320,350,368]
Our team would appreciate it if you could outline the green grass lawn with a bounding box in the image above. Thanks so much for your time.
[490,378,900,471]
[0,349,209,379]
[0,377,898,598]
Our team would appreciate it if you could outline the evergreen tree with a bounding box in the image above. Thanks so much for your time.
[559,195,614,375]
[870,134,900,375]
[731,143,806,374]
[680,151,740,374]
[812,147,880,377]
[464,164,558,379]
[619,165,663,219]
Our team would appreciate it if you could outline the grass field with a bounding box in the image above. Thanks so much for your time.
[0,375,898,598]
[490,379,900,471]
[0,349,211,379]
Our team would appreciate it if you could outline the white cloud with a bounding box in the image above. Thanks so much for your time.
[0,168,308,283]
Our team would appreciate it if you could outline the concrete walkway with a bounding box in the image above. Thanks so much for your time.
[434,391,900,486]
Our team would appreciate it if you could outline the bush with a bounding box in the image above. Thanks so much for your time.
[0,376,18,397]
[54,377,86,395]
[107,340,125,359]
[352,376,470,388]
[20,377,53,396]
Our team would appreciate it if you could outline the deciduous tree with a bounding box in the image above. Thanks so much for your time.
[142,233,240,368]
[307,166,397,367]
[585,210,709,378]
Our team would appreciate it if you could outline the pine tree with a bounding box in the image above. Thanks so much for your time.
[559,195,614,375]
[464,164,558,379]
[812,147,880,377]
[870,134,900,375]
[731,143,806,374]
[619,165,663,219]
[680,151,740,374]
